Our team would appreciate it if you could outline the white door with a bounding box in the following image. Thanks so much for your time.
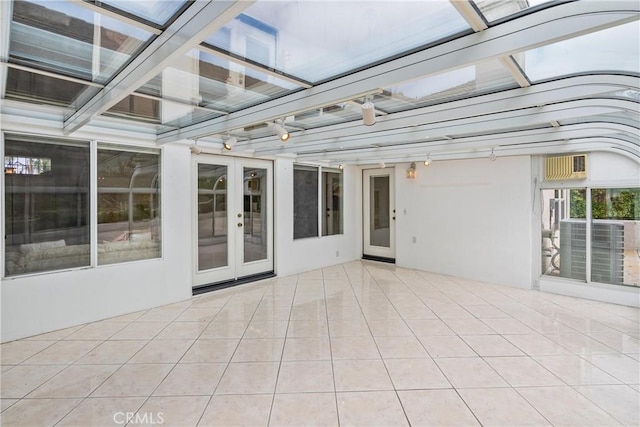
[363,168,395,260]
[194,156,273,288]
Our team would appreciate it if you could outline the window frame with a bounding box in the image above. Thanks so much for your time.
[293,163,343,240]
[2,132,163,279]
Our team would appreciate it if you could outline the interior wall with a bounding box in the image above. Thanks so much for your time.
[1,144,193,342]
[395,156,533,288]
[275,159,360,277]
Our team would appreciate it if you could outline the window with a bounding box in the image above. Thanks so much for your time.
[4,135,90,276]
[541,187,639,287]
[3,135,162,277]
[293,164,343,239]
[293,165,318,239]
[322,169,343,236]
[97,146,161,265]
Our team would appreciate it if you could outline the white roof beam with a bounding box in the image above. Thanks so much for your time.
[450,0,488,31]
[295,123,637,162]
[157,0,639,144]
[499,56,531,87]
[239,75,639,150]
[63,0,255,135]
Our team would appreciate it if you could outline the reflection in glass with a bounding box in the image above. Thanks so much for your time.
[97,147,160,265]
[126,50,299,127]
[205,1,469,82]
[10,0,152,83]
[322,170,343,236]
[4,136,90,276]
[5,67,97,108]
[473,0,548,23]
[370,176,390,247]
[244,168,267,263]
[198,164,228,271]
[517,21,640,82]
[541,188,586,281]
[591,188,639,287]
[377,61,518,113]
[99,0,187,26]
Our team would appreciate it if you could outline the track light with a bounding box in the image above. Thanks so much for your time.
[189,145,202,155]
[273,120,290,142]
[378,160,386,169]
[423,154,431,167]
[338,164,344,170]
[489,147,497,161]
[361,98,376,126]
[223,136,237,151]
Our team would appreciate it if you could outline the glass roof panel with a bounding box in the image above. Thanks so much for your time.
[104,94,223,131]
[516,21,640,82]
[472,0,550,23]
[134,49,300,121]
[4,67,99,108]
[204,0,470,83]
[10,0,153,83]
[375,59,519,113]
[97,0,188,26]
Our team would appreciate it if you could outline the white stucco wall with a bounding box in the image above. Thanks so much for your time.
[1,144,193,342]
[394,156,534,288]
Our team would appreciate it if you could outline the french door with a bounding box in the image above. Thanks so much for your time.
[363,168,395,260]
[193,156,273,288]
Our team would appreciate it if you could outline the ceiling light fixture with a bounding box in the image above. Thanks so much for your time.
[338,164,344,170]
[423,154,431,167]
[489,147,497,161]
[223,135,237,151]
[361,96,376,126]
[273,119,290,142]
[378,160,386,169]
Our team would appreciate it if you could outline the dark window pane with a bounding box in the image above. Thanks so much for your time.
[4,135,90,276]
[293,165,318,239]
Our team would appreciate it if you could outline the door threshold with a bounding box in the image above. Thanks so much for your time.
[362,254,396,264]
[193,271,276,296]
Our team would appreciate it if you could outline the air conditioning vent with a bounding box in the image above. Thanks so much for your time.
[545,154,587,180]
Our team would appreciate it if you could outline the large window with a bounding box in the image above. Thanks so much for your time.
[541,187,639,287]
[4,135,162,277]
[4,136,90,276]
[97,146,160,265]
[293,164,343,239]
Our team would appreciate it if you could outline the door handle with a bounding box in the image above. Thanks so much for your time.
[237,222,243,227]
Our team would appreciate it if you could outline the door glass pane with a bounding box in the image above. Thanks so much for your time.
[591,188,639,287]
[370,176,390,248]
[541,188,586,281]
[244,167,267,263]
[198,164,227,271]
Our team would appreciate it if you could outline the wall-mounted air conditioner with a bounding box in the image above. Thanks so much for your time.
[545,154,587,180]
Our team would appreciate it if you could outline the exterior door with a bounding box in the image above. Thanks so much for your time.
[363,168,395,260]
[194,156,273,287]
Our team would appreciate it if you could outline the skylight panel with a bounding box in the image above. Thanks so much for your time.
[472,0,550,23]
[515,21,640,82]
[203,0,471,83]
[97,0,188,26]
[9,0,153,83]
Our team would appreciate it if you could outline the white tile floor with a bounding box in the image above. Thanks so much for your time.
[1,261,639,426]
